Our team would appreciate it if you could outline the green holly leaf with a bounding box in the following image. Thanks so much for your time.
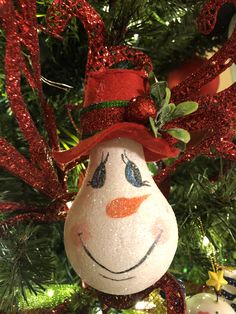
[163,87,171,107]
[149,117,160,138]
[167,128,191,143]
[150,81,167,103]
[173,101,198,118]
[159,103,176,125]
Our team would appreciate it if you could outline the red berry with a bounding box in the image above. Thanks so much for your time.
[126,96,157,124]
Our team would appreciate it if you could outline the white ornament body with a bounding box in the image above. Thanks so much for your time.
[64,138,178,295]
[186,293,235,314]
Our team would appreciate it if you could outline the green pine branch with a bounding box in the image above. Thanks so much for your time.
[170,157,236,284]
[0,223,58,313]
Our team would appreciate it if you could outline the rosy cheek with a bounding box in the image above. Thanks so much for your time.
[71,220,91,248]
[151,219,170,244]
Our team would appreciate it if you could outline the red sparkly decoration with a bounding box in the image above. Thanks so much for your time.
[45,0,153,74]
[197,0,236,36]
[0,202,68,228]
[0,202,44,213]
[0,1,66,207]
[126,96,157,124]
[97,272,186,313]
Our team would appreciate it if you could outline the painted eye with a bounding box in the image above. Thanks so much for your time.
[87,152,109,188]
[121,151,150,187]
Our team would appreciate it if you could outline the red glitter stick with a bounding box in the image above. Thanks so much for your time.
[46,0,153,74]
[0,212,64,229]
[0,1,65,199]
[197,0,236,35]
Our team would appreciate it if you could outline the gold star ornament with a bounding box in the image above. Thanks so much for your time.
[206,270,228,292]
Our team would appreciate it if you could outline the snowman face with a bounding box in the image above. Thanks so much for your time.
[64,138,178,295]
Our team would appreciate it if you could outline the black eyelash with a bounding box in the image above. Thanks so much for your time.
[121,151,150,187]
[87,152,109,188]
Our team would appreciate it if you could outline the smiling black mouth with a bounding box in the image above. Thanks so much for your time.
[78,230,163,275]
[99,274,135,281]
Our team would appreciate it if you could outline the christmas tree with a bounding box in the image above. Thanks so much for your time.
[0,0,236,313]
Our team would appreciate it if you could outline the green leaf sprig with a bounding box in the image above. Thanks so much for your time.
[149,74,198,146]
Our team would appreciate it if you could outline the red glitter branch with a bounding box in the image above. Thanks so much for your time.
[0,138,62,198]
[18,0,60,150]
[197,0,236,35]
[46,0,153,74]
[0,199,69,225]
[0,212,65,229]
[0,202,43,213]
[3,1,59,151]
[46,0,107,73]
[0,1,66,200]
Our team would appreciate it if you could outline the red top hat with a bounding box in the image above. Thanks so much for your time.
[50,0,179,167]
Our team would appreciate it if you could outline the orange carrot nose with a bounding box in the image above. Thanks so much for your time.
[106,195,150,218]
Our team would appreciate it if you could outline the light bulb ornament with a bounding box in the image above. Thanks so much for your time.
[47,0,185,312]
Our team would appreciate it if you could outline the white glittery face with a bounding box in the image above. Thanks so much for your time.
[64,138,178,295]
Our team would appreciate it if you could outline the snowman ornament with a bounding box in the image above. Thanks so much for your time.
[51,0,185,311]
[64,137,178,295]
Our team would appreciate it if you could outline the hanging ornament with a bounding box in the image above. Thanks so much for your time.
[167,56,220,96]
[221,269,236,311]
[47,0,185,311]
[186,293,235,314]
